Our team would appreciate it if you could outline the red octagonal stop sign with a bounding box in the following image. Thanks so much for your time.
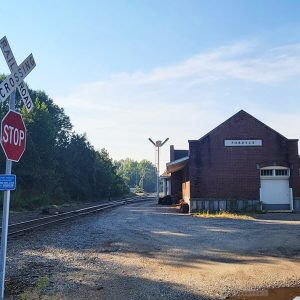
[1,110,26,162]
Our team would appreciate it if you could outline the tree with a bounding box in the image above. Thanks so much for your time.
[0,74,129,209]
[115,158,156,192]
[95,149,129,197]
[114,158,139,187]
[138,160,156,192]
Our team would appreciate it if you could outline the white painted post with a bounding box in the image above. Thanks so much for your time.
[162,178,167,197]
[167,179,171,196]
[290,188,294,211]
[259,187,263,211]
[0,91,15,299]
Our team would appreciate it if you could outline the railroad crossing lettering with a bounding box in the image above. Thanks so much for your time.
[0,36,35,112]
[0,55,35,102]
[18,81,33,111]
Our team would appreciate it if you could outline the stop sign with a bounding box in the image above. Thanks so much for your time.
[1,110,26,162]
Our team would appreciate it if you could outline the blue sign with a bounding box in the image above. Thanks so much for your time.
[0,175,16,191]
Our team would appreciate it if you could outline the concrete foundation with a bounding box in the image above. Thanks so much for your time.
[189,198,300,212]
[190,198,261,212]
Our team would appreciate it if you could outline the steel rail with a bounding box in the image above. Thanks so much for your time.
[3,195,154,236]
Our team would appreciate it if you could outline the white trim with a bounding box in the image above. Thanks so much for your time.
[261,166,289,170]
[166,156,189,167]
[261,176,289,180]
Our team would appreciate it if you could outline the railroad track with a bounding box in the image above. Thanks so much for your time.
[4,195,155,236]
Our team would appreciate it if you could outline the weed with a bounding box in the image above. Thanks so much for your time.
[192,210,255,220]
[20,291,29,300]
[36,276,48,290]
[19,275,49,300]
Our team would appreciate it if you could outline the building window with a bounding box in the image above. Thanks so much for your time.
[275,169,289,176]
[261,169,273,176]
[260,168,289,177]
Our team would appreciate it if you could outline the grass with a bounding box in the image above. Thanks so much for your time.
[20,276,49,300]
[192,210,256,220]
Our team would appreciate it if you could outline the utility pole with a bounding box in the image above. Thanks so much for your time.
[148,138,169,201]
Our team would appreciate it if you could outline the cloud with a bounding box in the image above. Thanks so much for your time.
[56,40,300,167]
[81,40,300,86]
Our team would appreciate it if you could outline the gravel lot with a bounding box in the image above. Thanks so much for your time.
[4,199,300,299]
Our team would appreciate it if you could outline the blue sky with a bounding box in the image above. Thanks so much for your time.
[1,1,300,169]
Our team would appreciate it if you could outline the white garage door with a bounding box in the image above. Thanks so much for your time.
[260,167,291,210]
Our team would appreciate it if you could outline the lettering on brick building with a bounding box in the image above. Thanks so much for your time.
[224,139,262,147]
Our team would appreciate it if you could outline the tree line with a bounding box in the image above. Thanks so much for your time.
[114,158,156,193]
[0,76,150,210]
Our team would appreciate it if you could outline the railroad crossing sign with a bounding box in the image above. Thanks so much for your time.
[0,36,36,300]
[0,36,36,111]
[1,110,26,162]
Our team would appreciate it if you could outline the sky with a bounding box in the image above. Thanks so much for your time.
[1,0,300,171]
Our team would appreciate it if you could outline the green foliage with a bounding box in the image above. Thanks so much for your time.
[114,158,156,192]
[36,276,49,290]
[20,275,49,300]
[0,75,129,210]
[20,291,29,300]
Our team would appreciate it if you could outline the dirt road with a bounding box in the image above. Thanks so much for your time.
[6,200,300,299]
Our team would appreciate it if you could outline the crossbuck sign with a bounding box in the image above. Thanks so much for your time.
[0,36,36,300]
[0,36,36,111]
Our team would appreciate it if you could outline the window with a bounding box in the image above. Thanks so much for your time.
[260,168,289,177]
[260,169,273,176]
[275,169,288,176]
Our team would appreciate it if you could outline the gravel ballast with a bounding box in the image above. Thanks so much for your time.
[4,200,300,299]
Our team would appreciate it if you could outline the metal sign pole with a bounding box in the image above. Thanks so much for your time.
[0,91,15,299]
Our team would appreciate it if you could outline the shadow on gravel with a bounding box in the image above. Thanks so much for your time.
[6,253,213,300]
[5,202,300,299]
[62,273,214,300]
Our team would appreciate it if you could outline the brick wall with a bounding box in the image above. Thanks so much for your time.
[189,111,300,199]
[171,170,183,203]
[170,145,189,162]
[171,164,190,203]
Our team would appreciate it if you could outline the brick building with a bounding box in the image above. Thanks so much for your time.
[164,110,300,212]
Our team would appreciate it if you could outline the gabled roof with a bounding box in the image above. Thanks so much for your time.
[189,110,297,143]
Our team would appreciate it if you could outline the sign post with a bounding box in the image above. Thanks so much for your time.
[0,92,15,300]
[0,36,35,300]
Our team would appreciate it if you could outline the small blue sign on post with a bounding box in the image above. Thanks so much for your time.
[0,175,16,191]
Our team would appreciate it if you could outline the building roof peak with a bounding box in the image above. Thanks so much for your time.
[188,110,292,143]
